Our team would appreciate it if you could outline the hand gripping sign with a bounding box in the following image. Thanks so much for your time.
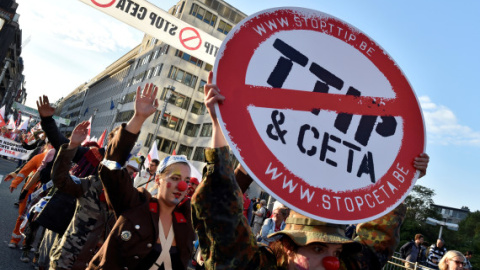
[213,7,425,224]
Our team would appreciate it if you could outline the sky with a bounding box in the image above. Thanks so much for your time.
[15,0,480,212]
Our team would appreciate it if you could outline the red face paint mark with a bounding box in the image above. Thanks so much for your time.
[177,181,187,192]
[166,182,172,188]
[322,256,340,270]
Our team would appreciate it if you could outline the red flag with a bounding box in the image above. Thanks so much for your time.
[81,117,93,144]
[97,129,107,148]
[0,113,5,128]
[171,149,176,155]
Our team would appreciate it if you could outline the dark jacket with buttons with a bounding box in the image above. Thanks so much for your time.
[88,125,194,270]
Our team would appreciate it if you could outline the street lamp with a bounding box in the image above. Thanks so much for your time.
[426,217,459,239]
[151,85,175,148]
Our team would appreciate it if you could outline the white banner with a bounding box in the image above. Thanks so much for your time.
[78,0,222,64]
[12,102,71,126]
[0,136,32,160]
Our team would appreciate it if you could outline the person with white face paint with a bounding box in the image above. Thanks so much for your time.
[88,83,195,270]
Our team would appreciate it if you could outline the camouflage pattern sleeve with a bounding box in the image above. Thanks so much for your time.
[353,203,407,269]
[191,147,275,270]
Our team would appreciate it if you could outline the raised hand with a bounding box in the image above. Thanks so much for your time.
[204,71,225,123]
[203,71,227,148]
[134,83,159,119]
[69,121,90,149]
[126,83,159,134]
[36,95,55,117]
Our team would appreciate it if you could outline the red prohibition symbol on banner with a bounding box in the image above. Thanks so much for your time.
[179,27,202,50]
[91,0,116,8]
[213,7,425,223]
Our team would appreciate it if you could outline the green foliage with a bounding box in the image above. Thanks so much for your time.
[398,185,480,268]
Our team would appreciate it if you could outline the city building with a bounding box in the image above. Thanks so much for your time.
[431,204,470,224]
[56,0,247,173]
[0,0,26,116]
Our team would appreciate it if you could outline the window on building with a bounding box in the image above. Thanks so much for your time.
[168,66,198,88]
[160,114,184,132]
[217,20,232,35]
[178,144,194,159]
[141,54,151,66]
[145,133,154,147]
[146,68,153,80]
[192,146,205,162]
[153,64,163,77]
[161,44,170,55]
[134,60,140,70]
[123,91,136,104]
[198,80,206,92]
[190,3,217,26]
[152,49,160,60]
[175,50,204,67]
[204,63,213,72]
[158,137,177,154]
[115,110,134,122]
[200,0,245,24]
[160,89,191,110]
[131,71,146,85]
[200,123,212,137]
[184,122,201,137]
[191,101,206,115]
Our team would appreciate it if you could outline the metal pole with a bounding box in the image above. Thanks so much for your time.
[438,225,443,239]
[152,86,175,146]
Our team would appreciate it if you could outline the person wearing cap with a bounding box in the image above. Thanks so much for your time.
[88,83,194,270]
[191,72,430,270]
[187,177,200,197]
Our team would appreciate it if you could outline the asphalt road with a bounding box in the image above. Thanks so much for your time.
[0,157,35,269]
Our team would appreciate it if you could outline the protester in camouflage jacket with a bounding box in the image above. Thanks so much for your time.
[191,72,430,270]
[49,125,114,270]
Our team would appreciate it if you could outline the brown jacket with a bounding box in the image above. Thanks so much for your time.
[88,125,194,269]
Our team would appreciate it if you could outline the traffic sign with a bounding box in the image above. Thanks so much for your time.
[78,0,222,64]
[214,7,425,224]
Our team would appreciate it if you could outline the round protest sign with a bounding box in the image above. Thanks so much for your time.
[213,7,425,224]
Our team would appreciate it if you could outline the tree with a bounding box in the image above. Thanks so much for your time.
[399,185,442,247]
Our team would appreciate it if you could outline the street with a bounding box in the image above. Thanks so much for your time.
[0,158,36,269]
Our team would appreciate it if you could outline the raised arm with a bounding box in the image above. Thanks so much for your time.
[99,83,158,216]
[50,121,90,198]
[204,71,226,148]
[192,72,261,268]
[37,95,69,150]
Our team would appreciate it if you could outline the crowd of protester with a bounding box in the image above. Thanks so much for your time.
[0,75,472,270]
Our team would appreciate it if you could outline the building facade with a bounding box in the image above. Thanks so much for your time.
[0,0,26,116]
[431,204,470,225]
[56,0,247,172]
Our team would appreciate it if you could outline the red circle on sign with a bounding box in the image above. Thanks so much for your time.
[214,7,425,223]
[91,0,115,8]
[179,27,202,51]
